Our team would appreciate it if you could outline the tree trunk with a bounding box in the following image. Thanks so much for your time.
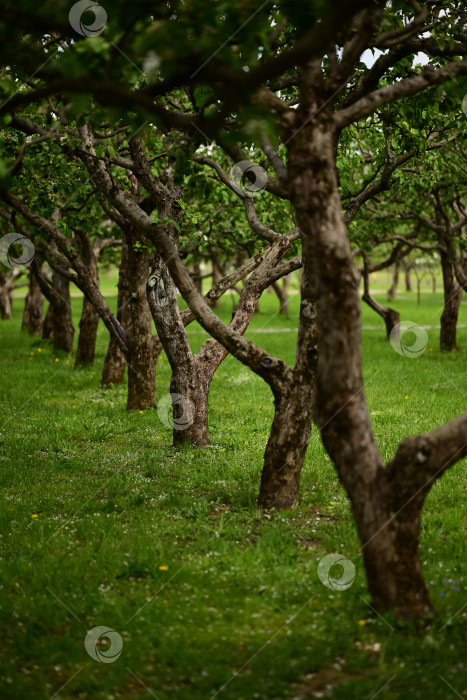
[125,228,156,410]
[170,361,210,448]
[50,270,74,353]
[42,303,54,339]
[258,265,317,509]
[75,239,100,367]
[403,260,412,292]
[0,286,12,319]
[258,378,313,508]
[287,98,433,619]
[22,265,44,335]
[75,296,100,365]
[362,293,400,339]
[387,262,399,300]
[439,251,462,351]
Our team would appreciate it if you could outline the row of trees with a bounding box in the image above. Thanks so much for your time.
[0,0,466,620]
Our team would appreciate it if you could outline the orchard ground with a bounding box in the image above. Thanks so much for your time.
[0,275,466,700]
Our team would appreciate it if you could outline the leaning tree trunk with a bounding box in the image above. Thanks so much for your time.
[362,255,400,339]
[22,265,44,335]
[439,250,462,352]
[125,226,156,410]
[287,97,435,619]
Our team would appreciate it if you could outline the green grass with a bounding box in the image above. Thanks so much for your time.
[0,282,466,700]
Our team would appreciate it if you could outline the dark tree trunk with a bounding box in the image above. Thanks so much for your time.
[126,227,156,410]
[22,265,44,335]
[362,294,400,339]
[75,296,100,366]
[387,262,399,300]
[403,260,412,292]
[75,237,100,366]
[50,271,74,353]
[439,250,462,352]
[42,303,54,339]
[362,256,400,339]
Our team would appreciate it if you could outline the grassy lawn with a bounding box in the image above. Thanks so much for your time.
[0,283,466,700]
